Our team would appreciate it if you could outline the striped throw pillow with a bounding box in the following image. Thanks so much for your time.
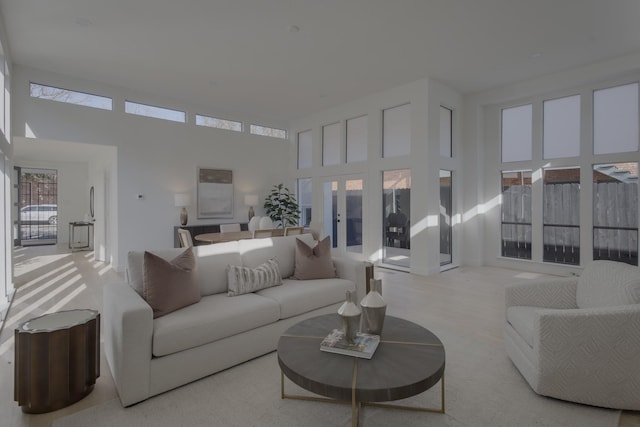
[227,258,282,296]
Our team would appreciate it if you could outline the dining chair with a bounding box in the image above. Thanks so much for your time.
[258,217,274,229]
[220,223,241,233]
[253,228,274,238]
[248,216,261,233]
[309,221,323,240]
[177,228,194,248]
[284,226,304,236]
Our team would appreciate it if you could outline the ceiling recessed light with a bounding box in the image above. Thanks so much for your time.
[287,25,300,33]
[75,17,93,27]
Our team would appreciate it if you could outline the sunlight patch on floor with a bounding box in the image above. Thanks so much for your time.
[6,274,82,326]
[13,253,73,278]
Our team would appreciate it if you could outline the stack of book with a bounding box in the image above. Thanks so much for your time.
[320,329,380,359]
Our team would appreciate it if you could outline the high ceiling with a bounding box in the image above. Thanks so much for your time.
[2,1,640,122]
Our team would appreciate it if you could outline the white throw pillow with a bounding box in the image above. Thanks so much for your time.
[227,258,282,296]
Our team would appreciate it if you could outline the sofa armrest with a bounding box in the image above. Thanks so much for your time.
[506,278,577,309]
[534,304,640,409]
[332,258,372,303]
[103,282,154,406]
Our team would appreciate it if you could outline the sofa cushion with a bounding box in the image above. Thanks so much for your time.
[128,248,186,295]
[227,258,282,296]
[152,292,280,357]
[239,234,315,278]
[194,241,241,296]
[143,248,200,318]
[291,236,336,280]
[257,277,354,319]
[506,306,538,348]
[577,260,640,309]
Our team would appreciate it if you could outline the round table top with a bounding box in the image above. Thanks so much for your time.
[18,309,99,333]
[277,314,445,403]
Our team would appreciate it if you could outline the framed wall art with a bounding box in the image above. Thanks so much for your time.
[197,168,234,219]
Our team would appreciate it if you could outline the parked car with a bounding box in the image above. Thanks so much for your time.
[20,204,58,225]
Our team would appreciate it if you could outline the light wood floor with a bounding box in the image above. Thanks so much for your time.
[0,244,638,426]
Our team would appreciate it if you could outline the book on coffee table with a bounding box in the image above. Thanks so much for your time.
[320,329,380,359]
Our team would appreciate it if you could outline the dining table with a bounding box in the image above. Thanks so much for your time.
[194,229,285,244]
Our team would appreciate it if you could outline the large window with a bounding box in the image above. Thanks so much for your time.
[593,163,638,265]
[250,124,287,139]
[593,83,639,155]
[125,100,185,123]
[346,115,367,163]
[322,122,341,166]
[544,95,580,159]
[501,171,532,259]
[440,106,452,158]
[30,82,112,111]
[543,168,580,265]
[195,114,242,132]
[501,104,532,162]
[383,104,411,158]
[297,130,312,169]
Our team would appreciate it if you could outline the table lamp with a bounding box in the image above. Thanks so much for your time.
[174,193,191,226]
[244,194,258,221]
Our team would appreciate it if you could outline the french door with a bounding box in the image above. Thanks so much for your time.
[321,175,364,255]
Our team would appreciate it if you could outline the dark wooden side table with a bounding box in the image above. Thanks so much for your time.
[14,309,100,413]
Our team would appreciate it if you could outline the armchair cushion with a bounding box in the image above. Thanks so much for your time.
[577,260,640,308]
[506,306,538,347]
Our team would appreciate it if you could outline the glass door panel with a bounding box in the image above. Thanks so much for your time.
[440,170,452,266]
[345,179,363,254]
[323,176,364,254]
[322,181,338,248]
[382,169,411,268]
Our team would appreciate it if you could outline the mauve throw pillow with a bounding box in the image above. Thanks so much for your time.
[143,247,200,318]
[292,236,337,280]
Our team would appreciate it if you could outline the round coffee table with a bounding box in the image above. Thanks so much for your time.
[277,314,445,426]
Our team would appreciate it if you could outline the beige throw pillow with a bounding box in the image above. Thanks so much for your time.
[292,236,336,280]
[143,247,200,318]
[227,258,282,296]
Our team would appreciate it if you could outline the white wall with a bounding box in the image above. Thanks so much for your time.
[0,6,14,321]
[290,78,462,276]
[463,52,640,275]
[12,66,291,271]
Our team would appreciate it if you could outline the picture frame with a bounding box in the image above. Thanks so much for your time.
[197,168,234,219]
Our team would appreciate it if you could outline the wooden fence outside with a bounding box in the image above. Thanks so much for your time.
[502,182,638,265]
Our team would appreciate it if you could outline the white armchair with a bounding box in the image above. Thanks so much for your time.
[505,260,640,410]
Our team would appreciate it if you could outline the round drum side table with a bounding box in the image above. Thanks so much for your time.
[14,309,100,413]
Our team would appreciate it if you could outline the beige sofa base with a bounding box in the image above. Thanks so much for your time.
[148,302,342,402]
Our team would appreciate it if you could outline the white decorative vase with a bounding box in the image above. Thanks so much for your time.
[360,278,386,335]
[338,290,361,344]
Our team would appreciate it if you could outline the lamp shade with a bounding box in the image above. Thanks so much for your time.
[244,194,259,206]
[174,193,191,207]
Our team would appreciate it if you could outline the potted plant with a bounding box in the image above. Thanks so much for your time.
[263,183,300,228]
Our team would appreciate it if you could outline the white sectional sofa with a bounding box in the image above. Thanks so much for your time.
[103,234,370,407]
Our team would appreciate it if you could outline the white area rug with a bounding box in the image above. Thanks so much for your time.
[54,344,619,427]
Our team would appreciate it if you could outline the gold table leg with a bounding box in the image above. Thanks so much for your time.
[281,369,445,425]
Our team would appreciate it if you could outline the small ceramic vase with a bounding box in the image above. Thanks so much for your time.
[338,290,361,344]
[360,278,387,335]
